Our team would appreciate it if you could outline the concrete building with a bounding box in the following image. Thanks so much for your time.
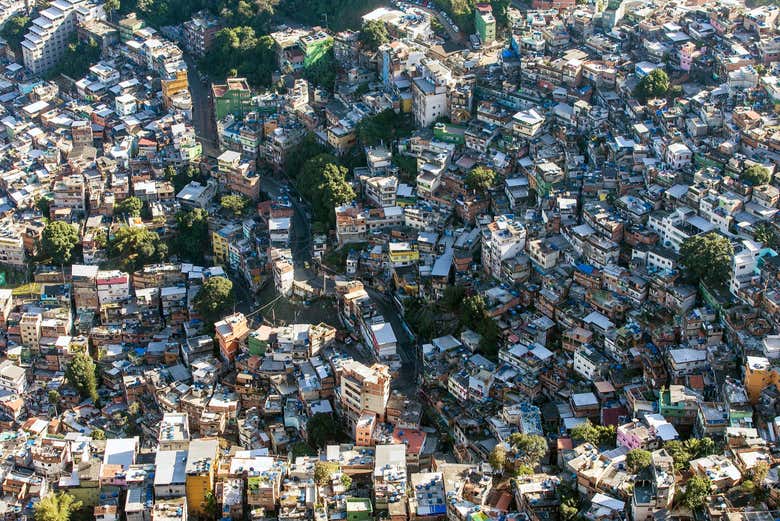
[185,439,220,516]
[339,360,392,428]
[481,215,526,279]
[21,0,99,75]
[475,4,496,44]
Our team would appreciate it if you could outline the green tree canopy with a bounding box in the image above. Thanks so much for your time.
[277,0,384,31]
[174,208,210,263]
[681,475,711,510]
[297,155,355,228]
[359,20,389,51]
[664,438,716,472]
[65,353,99,404]
[313,461,339,485]
[635,69,670,101]
[221,194,250,217]
[753,222,778,250]
[307,413,344,448]
[355,110,415,147]
[91,429,106,440]
[679,232,733,288]
[41,221,79,265]
[164,164,204,193]
[0,15,31,56]
[34,492,83,521]
[742,164,771,186]
[114,196,143,217]
[626,449,652,473]
[507,433,548,467]
[200,28,276,87]
[460,295,501,357]
[47,37,101,80]
[570,420,616,448]
[488,445,507,473]
[465,166,497,192]
[194,277,235,323]
[109,226,168,271]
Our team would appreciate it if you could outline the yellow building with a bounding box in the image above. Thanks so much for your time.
[161,69,189,107]
[212,223,242,266]
[388,242,419,266]
[185,438,220,515]
[745,356,780,404]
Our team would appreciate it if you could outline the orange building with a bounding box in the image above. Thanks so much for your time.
[745,356,780,404]
[215,313,250,363]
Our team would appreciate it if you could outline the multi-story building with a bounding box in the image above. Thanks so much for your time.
[19,312,41,348]
[182,11,222,57]
[53,175,86,216]
[185,439,220,516]
[339,360,391,428]
[474,4,496,43]
[0,360,27,394]
[22,0,97,75]
[96,270,130,306]
[159,413,191,451]
[481,215,526,280]
[212,78,254,120]
[214,312,249,363]
[412,59,451,127]
[0,222,25,267]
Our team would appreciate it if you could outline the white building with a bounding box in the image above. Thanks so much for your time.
[115,94,138,116]
[0,360,26,394]
[96,270,130,306]
[647,207,714,252]
[412,59,451,126]
[273,259,294,297]
[512,108,545,139]
[21,0,99,75]
[0,222,25,267]
[154,450,188,498]
[730,239,764,297]
[665,142,691,170]
[364,176,398,208]
[481,215,526,279]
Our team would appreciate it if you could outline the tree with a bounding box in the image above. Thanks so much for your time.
[508,433,548,467]
[465,166,497,192]
[303,48,338,90]
[0,15,30,56]
[104,0,120,19]
[635,69,670,101]
[558,481,581,521]
[570,421,616,447]
[202,490,219,520]
[48,390,61,406]
[109,226,168,272]
[491,0,511,28]
[664,438,716,473]
[164,164,203,193]
[91,429,106,440]
[127,401,141,417]
[220,194,249,217]
[313,461,339,485]
[194,277,235,323]
[355,110,415,147]
[47,36,101,80]
[291,442,315,458]
[65,353,99,404]
[359,20,389,50]
[626,449,652,473]
[114,196,143,217]
[34,492,83,521]
[754,222,779,249]
[679,233,733,287]
[340,473,352,489]
[307,413,344,448]
[742,164,771,186]
[748,461,769,485]
[174,208,210,263]
[200,28,277,87]
[41,221,79,265]
[297,155,355,227]
[681,475,711,510]
[488,445,507,473]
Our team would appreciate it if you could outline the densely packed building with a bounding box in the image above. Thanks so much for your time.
[0,0,779,519]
